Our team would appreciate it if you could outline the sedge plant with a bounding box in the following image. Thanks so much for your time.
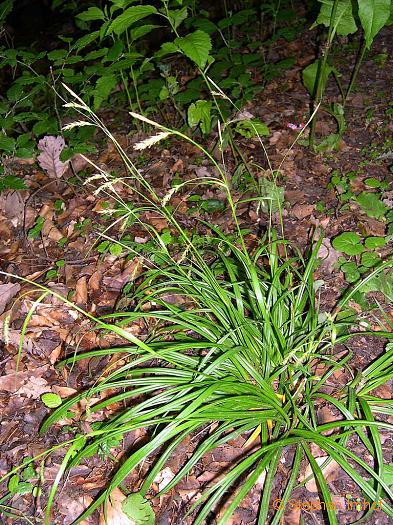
[2,84,393,525]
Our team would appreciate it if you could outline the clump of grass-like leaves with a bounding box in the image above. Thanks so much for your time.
[2,85,393,524]
[42,232,393,524]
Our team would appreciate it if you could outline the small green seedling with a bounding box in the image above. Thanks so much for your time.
[27,216,45,240]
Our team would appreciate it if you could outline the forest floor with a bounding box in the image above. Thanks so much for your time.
[0,23,392,525]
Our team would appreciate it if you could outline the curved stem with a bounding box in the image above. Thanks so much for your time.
[344,39,367,108]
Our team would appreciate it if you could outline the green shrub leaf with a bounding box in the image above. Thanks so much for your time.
[358,0,391,49]
[108,6,158,36]
[364,236,386,249]
[312,0,357,36]
[93,74,118,110]
[361,251,380,268]
[234,119,269,138]
[302,59,334,96]
[187,99,212,134]
[0,175,27,191]
[175,30,212,68]
[167,7,188,30]
[76,7,105,22]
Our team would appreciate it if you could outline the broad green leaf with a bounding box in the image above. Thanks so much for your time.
[175,30,212,68]
[72,31,100,51]
[218,9,256,29]
[155,42,179,59]
[234,119,269,138]
[108,5,158,36]
[358,0,391,49]
[314,133,341,152]
[355,192,388,219]
[109,243,123,256]
[0,0,14,25]
[200,198,226,213]
[106,40,124,61]
[8,475,20,493]
[93,74,118,110]
[167,7,188,30]
[364,177,382,188]
[121,492,155,525]
[0,134,15,153]
[131,24,160,41]
[312,0,358,36]
[364,236,386,249]
[259,179,284,214]
[47,49,68,62]
[0,175,27,191]
[187,99,212,134]
[332,232,364,255]
[76,7,105,22]
[361,251,380,268]
[302,59,334,96]
[41,393,62,408]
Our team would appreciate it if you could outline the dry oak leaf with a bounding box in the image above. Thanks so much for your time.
[100,488,135,525]
[74,276,88,305]
[0,282,20,315]
[37,135,69,178]
[291,204,315,220]
[0,191,25,225]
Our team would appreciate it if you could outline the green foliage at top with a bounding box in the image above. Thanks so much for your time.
[304,0,392,149]
[0,0,302,156]
[311,0,357,35]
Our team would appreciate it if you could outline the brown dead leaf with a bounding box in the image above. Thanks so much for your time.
[170,158,184,174]
[0,282,21,315]
[317,239,340,273]
[88,270,103,292]
[291,204,315,220]
[299,456,341,492]
[144,212,168,232]
[0,213,12,240]
[52,385,78,398]
[153,467,175,492]
[283,502,301,525]
[57,493,94,524]
[100,488,135,525]
[0,191,25,226]
[16,376,49,398]
[42,219,63,242]
[0,366,49,393]
[74,276,88,305]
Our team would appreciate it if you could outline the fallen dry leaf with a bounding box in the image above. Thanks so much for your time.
[0,366,49,393]
[100,488,135,525]
[291,204,315,220]
[0,191,25,226]
[37,135,69,178]
[0,282,21,315]
[16,376,49,398]
[74,276,88,305]
[153,467,175,492]
[283,502,301,525]
[317,238,340,273]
